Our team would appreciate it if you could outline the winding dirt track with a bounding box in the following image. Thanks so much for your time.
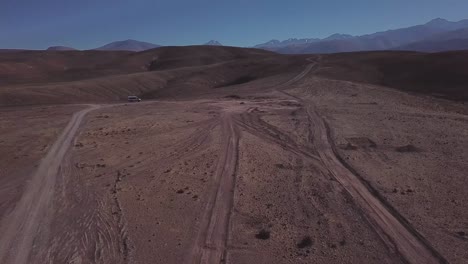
[0,104,99,264]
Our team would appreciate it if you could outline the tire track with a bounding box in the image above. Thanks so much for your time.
[305,104,447,263]
[188,113,240,264]
[187,57,321,263]
[277,57,447,263]
[132,117,219,176]
[0,104,100,264]
[234,110,321,162]
[42,154,129,264]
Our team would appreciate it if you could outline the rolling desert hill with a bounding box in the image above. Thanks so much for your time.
[1,46,468,105]
[146,45,275,71]
[317,50,468,101]
[0,46,305,105]
[0,46,277,86]
[0,50,134,85]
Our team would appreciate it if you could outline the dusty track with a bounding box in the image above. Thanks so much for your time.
[235,109,321,162]
[189,113,240,263]
[305,105,447,264]
[0,104,99,264]
[187,59,322,263]
[275,58,446,263]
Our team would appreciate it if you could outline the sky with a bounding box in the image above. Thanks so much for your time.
[1,0,468,49]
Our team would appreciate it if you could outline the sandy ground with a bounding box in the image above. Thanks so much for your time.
[0,58,467,264]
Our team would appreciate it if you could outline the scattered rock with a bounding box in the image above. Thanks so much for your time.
[396,144,420,153]
[275,164,286,169]
[255,229,270,240]
[343,143,358,150]
[297,236,313,248]
[225,95,242,99]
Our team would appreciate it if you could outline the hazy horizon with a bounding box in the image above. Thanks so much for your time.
[2,0,468,49]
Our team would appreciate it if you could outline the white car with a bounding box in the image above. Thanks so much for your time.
[127,96,141,102]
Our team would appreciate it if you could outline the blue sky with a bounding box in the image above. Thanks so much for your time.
[1,0,468,49]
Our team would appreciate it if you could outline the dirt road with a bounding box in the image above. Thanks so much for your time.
[274,59,447,263]
[177,57,448,264]
[0,57,455,264]
[189,112,240,263]
[0,104,99,264]
[304,104,447,264]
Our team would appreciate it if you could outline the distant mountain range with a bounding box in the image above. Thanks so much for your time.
[204,40,223,46]
[45,40,161,52]
[396,27,468,52]
[41,18,468,54]
[255,18,468,54]
[47,46,77,51]
[94,39,161,52]
[254,38,320,50]
[45,39,224,52]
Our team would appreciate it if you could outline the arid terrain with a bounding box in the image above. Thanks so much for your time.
[0,46,467,264]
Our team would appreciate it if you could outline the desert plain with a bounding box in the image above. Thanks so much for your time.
[0,47,467,264]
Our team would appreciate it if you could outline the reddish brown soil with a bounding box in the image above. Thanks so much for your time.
[0,47,467,264]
